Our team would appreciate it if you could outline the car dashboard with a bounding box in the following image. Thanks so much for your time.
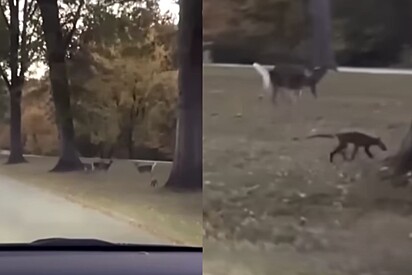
[0,238,202,275]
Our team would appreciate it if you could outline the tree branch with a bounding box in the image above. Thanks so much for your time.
[64,0,84,50]
[60,15,71,30]
[28,0,37,18]
[0,2,9,29]
[0,66,11,89]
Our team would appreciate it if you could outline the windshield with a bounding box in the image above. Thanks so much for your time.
[0,0,201,246]
[203,0,412,274]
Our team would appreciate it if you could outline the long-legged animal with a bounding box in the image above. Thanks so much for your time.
[307,131,387,163]
[253,62,326,104]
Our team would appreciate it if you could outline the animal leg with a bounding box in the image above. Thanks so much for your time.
[310,84,317,98]
[350,146,359,160]
[330,144,347,163]
[291,89,302,104]
[364,146,374,159]
[150,171,158,187]
[294,89,302,98]
[339,149,348,161]
[288,90,298,104]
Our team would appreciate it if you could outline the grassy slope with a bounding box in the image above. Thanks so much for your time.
[203,66,412,275]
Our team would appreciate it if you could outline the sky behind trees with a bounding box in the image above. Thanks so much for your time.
[28,0,179,79]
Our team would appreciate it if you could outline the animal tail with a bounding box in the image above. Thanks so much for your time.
[252,62,273,94]
[306,134,335,139]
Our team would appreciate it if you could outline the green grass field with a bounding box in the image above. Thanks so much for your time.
[203,66,412,275]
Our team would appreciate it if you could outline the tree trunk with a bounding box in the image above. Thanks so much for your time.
[37,0,83,172]
[164,0,202,191]
[308,0,337,70]
[7,85,26,164]
[6,1,26,164]
[391,121,412,174]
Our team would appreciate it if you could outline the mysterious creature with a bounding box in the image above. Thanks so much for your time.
[307,131,387,163]
[253,62,326,104]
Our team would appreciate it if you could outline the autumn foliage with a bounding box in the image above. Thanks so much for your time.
[0,23,178,160]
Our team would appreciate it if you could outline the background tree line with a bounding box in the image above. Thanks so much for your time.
[0,0,178,163]
[1,0,201,190]
[204,0,412,67]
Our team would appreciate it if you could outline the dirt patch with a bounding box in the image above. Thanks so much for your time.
[0,156,201,246]
[203,67,412,275]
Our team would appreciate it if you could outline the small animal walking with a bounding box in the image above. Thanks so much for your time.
[307,131,387,163]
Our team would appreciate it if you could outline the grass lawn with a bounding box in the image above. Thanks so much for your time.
[203,66,412,275]
[0,156,202,246]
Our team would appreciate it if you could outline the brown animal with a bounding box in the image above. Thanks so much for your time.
[150,178,158,187]
[307,131,387,163]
